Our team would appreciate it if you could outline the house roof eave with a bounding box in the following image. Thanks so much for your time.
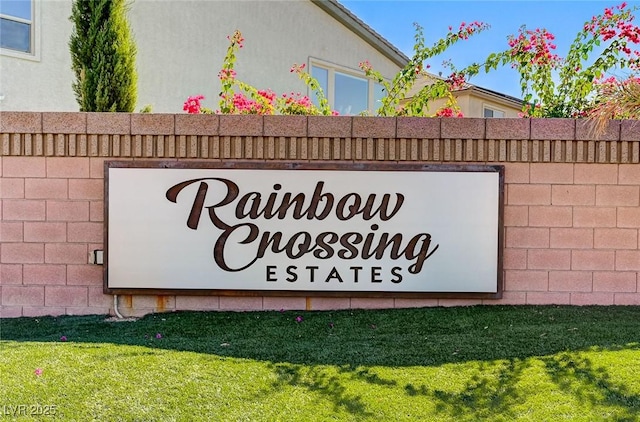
[311,0,409,68]
[455,85,524,109]
[312,1,524,108]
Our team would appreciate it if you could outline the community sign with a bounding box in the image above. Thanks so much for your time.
[104,162,503,298]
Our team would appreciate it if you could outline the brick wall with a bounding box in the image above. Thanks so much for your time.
[1,112,639,317]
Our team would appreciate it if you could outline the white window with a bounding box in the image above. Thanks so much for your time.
[483,106,505,118]
[311,61,385,116]
[1,0,38,58]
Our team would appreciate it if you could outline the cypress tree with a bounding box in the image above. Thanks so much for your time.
[69,0,137,112]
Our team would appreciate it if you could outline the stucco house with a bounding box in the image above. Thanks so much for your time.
[0,0,521,116]
[402,73,523,118]
[453,85,523,118]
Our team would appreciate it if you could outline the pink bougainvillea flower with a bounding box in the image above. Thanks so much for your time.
[358,60,372,73]
[155,333,162,339]
[290,63,306,73]
[60,336,67,342]
[226,30,244,48]
[445,71,467,91]
[295,316,303,323]
[435,107,464,118]
[34,368,43,376]
[183,95,205,114]
[217,68,237,81]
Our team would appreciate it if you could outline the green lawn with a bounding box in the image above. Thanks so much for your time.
[1,306,639,421]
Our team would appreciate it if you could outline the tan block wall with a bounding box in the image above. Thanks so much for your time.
[1,112,639,317]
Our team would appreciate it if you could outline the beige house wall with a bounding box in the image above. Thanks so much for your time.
[401,75,522,118]
[458,93,522,118]
[0,1,75,112]
[0,0,401,113]
[398,93,520,118]
[1,113,639,318]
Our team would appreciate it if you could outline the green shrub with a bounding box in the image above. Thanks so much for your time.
[69,0,137,112]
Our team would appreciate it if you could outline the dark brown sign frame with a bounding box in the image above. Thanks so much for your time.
[104,160,504,299]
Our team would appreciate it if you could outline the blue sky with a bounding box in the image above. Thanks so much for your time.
[339,0,640,99]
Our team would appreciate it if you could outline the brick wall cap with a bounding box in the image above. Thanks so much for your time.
[441,118,485,139]
[0,112,42,133]
[620,119,640,141]
[264,115,307,137]
[576,119,619,141]
[175,114,219,136]
[396,117,440,139]
[486,118,530,140]
[43,112,87,134]
[531,118,575,140]
[352,116,396,138]
[87,113,131,135]
[308,116,352,138]
[219,115,263,136]
[131,113,175,135]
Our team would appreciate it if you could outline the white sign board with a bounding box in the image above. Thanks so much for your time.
[105,162,503,296]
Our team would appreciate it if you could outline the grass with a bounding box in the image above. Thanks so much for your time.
[1,305,640,421]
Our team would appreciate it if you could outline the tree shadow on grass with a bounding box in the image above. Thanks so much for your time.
[261,363,397,418]
[402,359,528,421]
[542,352,640,420]
[398,351,640,421]
[342,364,398,387]
[269,363,374,417]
